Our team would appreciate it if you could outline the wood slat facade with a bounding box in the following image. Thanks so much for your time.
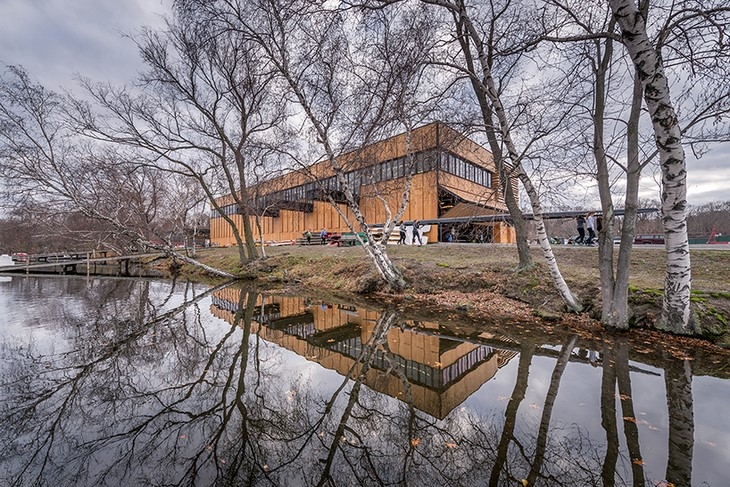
[210,122,515,246]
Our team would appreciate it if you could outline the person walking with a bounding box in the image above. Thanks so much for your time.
[411,220,423,246]
[585,213,596,245]
[320,228,327,245]
[305,229,312,245]
[575,214,586,244]
[397,221,406,245]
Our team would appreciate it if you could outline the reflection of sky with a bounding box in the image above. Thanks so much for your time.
[464,353,730,486]
[3,277,730,486]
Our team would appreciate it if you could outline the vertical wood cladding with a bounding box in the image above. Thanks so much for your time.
[210,123,514,246]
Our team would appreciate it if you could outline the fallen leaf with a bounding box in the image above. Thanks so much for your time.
[444,441,458,449]
[623,416,637,423]
[521,480,529,486]
[632,458,644,466]
[410,438,421,447]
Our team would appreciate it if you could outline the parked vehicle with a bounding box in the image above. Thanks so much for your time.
[634,234,665,244]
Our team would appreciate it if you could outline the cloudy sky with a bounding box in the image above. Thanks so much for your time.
[0,0,727,206]
[0,0,167,88]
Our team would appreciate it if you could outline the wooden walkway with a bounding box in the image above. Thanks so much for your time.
[0,252,164,274]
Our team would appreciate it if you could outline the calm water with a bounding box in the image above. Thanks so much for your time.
[0,276,728,487]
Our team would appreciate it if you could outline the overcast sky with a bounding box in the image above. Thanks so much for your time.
[0,0,727,206]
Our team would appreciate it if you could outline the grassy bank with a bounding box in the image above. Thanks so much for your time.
[180,243,730,349]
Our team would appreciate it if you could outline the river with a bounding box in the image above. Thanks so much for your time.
[0,275,728,486]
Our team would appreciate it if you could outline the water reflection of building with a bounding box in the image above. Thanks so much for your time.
[211,289,518,419]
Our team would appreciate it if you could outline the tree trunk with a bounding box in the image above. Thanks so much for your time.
[362,242,406,291]
[526,335,578,485]
[452,5,581,311]
[615,341,645,487]
[611,71,644,328]
[608,0,693,334]
[517,167,583,311]
[170,250,236,278]
[455,23,533,270]
[664,358,694,487]
[592,29,618,326]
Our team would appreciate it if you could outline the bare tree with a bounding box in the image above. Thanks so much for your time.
[409,0,583,311]
[68,8,290,267]
[181,0,448,291]
[606,0,727,333]
[0,65,233,276]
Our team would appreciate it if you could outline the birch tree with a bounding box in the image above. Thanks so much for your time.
[611,0,694,332]
[181,0,445,291]
[413,0,583,311]
[0,65,234,277]
[607,0,730,333]
[68,9,288,267]
[517,0,729,329]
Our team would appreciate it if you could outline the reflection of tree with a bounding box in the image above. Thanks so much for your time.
[0,281,708,486]
[664,358,694,487]
[489,341,534,486]
[615,341,646,487]
[315,309,399,486]
[600,342,618,486]
[0,279,235,486]
[526,335,578,486]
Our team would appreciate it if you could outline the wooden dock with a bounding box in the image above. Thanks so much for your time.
[0,251,166,277]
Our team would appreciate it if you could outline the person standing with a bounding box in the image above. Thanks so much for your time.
[575,214,586,244]
[585,213,596,245]
[398,221,406,245]
[305,229,312,245]
[320,228,327,245]
[412,220,423,246]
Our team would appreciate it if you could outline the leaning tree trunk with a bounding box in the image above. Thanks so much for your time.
[608,0,693,334]
[457,8,581,311]
[459,30,533,270]
[170,250,236,278]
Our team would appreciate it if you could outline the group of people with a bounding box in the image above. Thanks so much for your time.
[574,212,602,246]
[305,222,426,246]
[397,220,423,246]
[304,228,329,245]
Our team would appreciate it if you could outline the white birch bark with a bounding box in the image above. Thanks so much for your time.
[245,4,408,291]
[438,0,582,312]
[608,0,693,333]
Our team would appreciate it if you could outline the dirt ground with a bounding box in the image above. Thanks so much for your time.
[182,242,730,356]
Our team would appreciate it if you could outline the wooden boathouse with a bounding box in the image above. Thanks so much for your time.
[210,122,516,246]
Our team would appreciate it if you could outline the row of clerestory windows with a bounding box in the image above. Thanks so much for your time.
[211,149,492,218]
